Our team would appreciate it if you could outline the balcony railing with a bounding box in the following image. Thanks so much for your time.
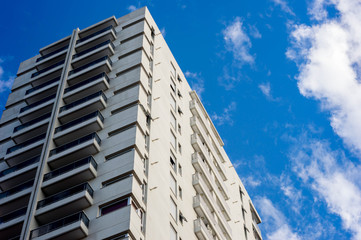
[59,91,107,113]
[0,207,27,224]
[68,56,112,76]
[64,73,109,94]
[76,25,114,44]
[31,60,65,78]
[0,179,34,200]
[36,45,68,62]
[55,111,104,134]
[0,155,40,178]
[49,133,101,157]
[73,40,115,59]
[25,76,61,95]
[6,134,46,154]
[13,113,51,133]
[37,183,93,209]
[19,94,56,113]
[29,211,89,239]
[43,156,97,181]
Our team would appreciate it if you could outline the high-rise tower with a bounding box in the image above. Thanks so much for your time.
[0,7,262,240]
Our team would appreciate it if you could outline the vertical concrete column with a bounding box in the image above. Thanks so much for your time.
[20,29,79,240]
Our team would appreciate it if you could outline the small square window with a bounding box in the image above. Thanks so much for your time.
[100,198,129,216]
[170,153,176,172]
[178,164,182,176]
[178,124,181,134]
[178,143,182,154]
[178,186,182,199]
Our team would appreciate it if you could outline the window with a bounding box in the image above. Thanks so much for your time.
[170,63,176,77]
[178,164,182,176]
[170,132,176,149]
[142,181,147,202]
[147,93,152,107]
[102,173,133,187]
[100,198,129,215]
[170,173,176,195]
[179,211,186,224]
[170,198,177,220]
[177,75,182,82]
[178,106,183,115]
[240,187,244,203]
[170,79,176,93]
[178,186,182,199]
[148,75,153,88]
[149,58,153,72]
[170,224,177,240]
[150,43,154,55]
[170,112,176,130]
[177,89,182,98]
[170,153,176,172]
[145,133,150,151]
[178,143,182,154]
[178,124,181,134]
[170,95,176,110]
[143,157,149,176]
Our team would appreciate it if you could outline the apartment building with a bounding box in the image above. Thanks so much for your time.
[0,7,262,240]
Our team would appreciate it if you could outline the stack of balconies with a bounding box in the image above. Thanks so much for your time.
[0,19,117,240]
[190,98,232,240]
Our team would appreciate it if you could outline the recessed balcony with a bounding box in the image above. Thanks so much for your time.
[63,72,110,104]
[72,40,115,69]
[30,211,89,240]
[67,56,112,86]
[53,111,104,145]
[5,134,45,167]
[18,94,55,123]
[0,155,40,191]
[31,60,65,79]
[36,46,68,71]
[76,25,116,52]
[12,113,50,144]
[25,76,60,105]
[42,156,97,195]
[35,183,93,224]
[58,91,107,124]
[0,179,33,215]
[47,133,101,169]
[0,206,27,227]
[194,218,214,240]
[0,210,24,240]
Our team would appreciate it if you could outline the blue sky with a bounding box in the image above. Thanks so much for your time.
[1,0,361,239]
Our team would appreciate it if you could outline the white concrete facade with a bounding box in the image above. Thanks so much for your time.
[0,7,262,240]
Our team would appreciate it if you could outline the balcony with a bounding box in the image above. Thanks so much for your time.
[76,25,116,51]
[252,220,262,240]
[0,180,33,215]
[42,156,97,195]
[58,91,107,124]
[30,211,89,240]
[193,194,231,240]
[194,218,214,240]
[37,45,68,63]
[31,60,65,78]
[191,133,227,182]
[0,155,40,191]
[63,72,110,104]
[25,76,60,105]
[53,111,104,145]
[192,151,229,201]
[12,113,50,144]
[72,40,115,69]
[5,134,45,167]
[36,46,68,72]
[35,183,93,224]
[192,173,231,222]
[0,207,27,225]
[18,94,55,123]
[67,56,112,86]
[0,213,23,240]
[47,133,101,169]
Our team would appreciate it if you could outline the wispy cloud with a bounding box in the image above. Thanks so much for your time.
[287,0,361,155]
[223,17,254,65]
[289,136,361,240]
[160,27,166,37]
[185,71,204,98]
[256,197,301,240]
[259,82,280,101]
[127,5,137,12]
[0,59,14,93]
[272,0,295,16]
[211,101,236,126]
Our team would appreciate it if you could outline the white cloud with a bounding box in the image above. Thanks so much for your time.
[212,101,237,126]
[256,197,301,240]
[223,17,254,65]
[290,137,361,240]
[272,0,295,16]
[287,0,361,155]
[249,24,262,39]
[242,176,262,187]
[160,27,166,37]
[127,5,137,12]
[0,64,14,93]
[259,82,280,101]
[185,71,204,98]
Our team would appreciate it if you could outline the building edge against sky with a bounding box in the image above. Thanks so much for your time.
[0,6,262,240]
